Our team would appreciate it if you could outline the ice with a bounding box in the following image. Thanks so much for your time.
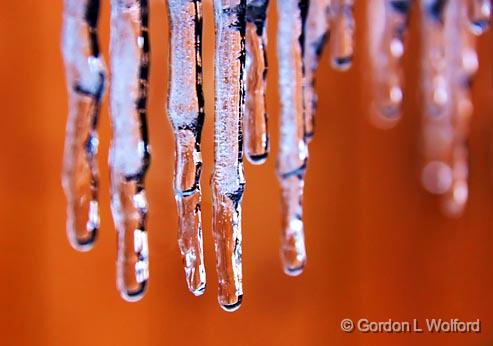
[420,0,479,216]
[467,0,491,35]
[244,0,270,163]
[109,0,151,302]
[303,0,330,141]
[212,0,246,311]
[166,0,206,296]
[277,0,309,276]
[368,0,412,128]
[61,0,105,251]
[328,0,355,70]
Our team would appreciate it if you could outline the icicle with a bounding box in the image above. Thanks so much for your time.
[328,0,355,71]
[244,0,270,163]
[303,0,330,141]
[420,0,480,216]
[467,0,491,35]
[212,0,246,312]
[109,0,151,302]
[368,0,412,128]
[277,0,309,276]
[166,0,206,296]
[61,0,105,251]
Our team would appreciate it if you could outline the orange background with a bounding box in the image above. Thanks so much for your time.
[1,1,493,345]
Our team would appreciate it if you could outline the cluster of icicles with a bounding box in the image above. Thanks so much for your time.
[61,0,490,311]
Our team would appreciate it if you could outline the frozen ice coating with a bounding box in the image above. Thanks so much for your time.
[368,0,411,128]
[467,0,491,35]
[62,0,105,251]
[109,0,151,301]
[277,0,308,276]
[420,0,481,216]
[166,0,206,296]
[328,0,355,70]
[244,0,270,163]
[212,0,246,311]
[304,0,330,141]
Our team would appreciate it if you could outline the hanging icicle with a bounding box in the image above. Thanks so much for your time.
[212,0,247,312]
[368,0,412,128]
[244,0,270,163]
[328,0,355,70]
[61,0,105,251]
[166,0,207,297]
[277,0,309,276]
[109,0,151,301]
[303,0,330,141]
[420,0,484,216]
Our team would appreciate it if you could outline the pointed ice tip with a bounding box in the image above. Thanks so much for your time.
[190,282,206,297]
[304,131,314,143]
[246,152,268,165]
[283,263,305,277]
[332,56,353,71]
[120,281,147,303]
[67,228,98,253]
[220,295,243,312]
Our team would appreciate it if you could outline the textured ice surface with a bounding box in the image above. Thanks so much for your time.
[62,0,105,251]
[109,0,151,301]
[212,0,246,311]
[167,0,206,296]
[277,0,308,276]
[244,0,270,163]
[368,0,411,128]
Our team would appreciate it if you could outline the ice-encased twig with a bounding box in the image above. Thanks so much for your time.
[303,0,330,141]
[109,0,151,301]
[212,0,246,312]
[467,0,491,34]
[244,0,269,163]
[166,0,206,296]
[368,0,412,128]
[277,0,309,277]
[62,0,105,251]
[420,0,480,216]
[328,0,355,70]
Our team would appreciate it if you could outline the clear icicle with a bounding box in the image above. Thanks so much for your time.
[166,0,206,296]
[368,0,412,128]
[420,0,480,216]
[244,0,270,163]
[277,0,309,277]
[62,0,105,251]
[328,0,355,70]
[467,0,491,35]
[109,0,151,302]
[212,0,246,312]
[303,0,330,141]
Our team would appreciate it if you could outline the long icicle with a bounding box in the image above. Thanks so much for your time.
[109,0,151,302]
[328,0,355,71]
[61,0,105,251]
[277,0,309,276]
[368,0,412,128]
[244,0,270,163]
[166,0,206,296]
[303,0,330,141]
[420,0,482,216]
[212,0,246,312]
[440,1,480,216]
